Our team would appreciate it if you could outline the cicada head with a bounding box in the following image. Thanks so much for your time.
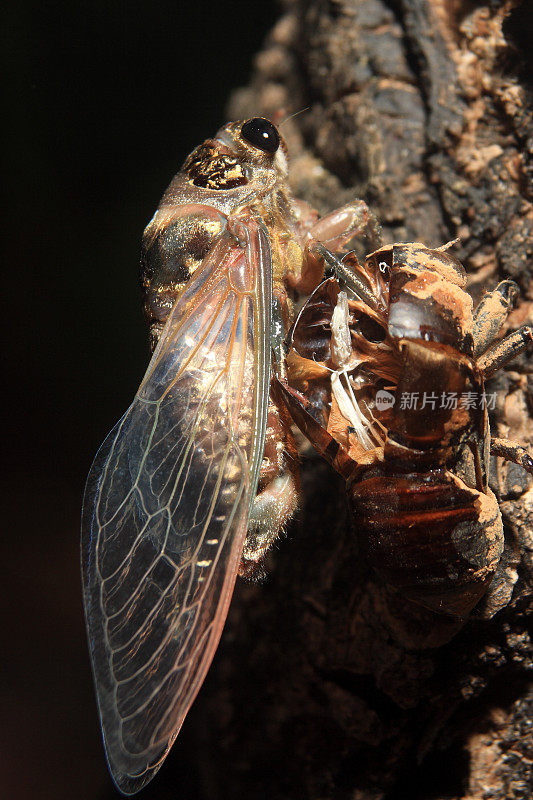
[181,117,288,192]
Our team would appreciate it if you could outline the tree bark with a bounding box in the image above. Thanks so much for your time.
[188,2,533,798]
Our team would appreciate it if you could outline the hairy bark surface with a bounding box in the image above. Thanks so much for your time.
[183,2,532,799]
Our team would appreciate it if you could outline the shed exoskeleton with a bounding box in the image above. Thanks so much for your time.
[279,241,533,618]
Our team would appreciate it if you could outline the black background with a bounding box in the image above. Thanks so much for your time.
[3,2,278,798]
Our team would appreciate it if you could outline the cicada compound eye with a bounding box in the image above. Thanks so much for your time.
[241,118,280,154]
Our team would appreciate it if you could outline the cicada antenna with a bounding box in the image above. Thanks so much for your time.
[278,107,311,128]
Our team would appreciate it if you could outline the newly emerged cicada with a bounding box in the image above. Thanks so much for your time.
[81,118,380,794]
[279,242,533,620]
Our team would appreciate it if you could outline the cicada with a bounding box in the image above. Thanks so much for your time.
[279,242,533,619]
[81,117,379,794]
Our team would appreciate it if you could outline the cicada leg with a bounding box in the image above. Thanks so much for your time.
[490,438,533,475]
[239,386,300,580]
[472,280,533,375]
[236,283,300,580]
[288,200,381,295]
[477,326,533,377]
[473,280,519,357]
[308,199,382,251]
[307,242,377,307]
[471,285,533,475]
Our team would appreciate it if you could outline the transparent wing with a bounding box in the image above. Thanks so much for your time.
[81,217,272,795]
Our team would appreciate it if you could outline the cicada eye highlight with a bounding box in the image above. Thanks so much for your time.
[241,118,280,154]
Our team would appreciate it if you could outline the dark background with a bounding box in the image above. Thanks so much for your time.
[2,2,278,798]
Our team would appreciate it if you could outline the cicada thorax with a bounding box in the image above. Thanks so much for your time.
[282,243,504,618]
[140,121,303,352]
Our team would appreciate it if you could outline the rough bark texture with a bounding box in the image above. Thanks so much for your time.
[188,2,533,798]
